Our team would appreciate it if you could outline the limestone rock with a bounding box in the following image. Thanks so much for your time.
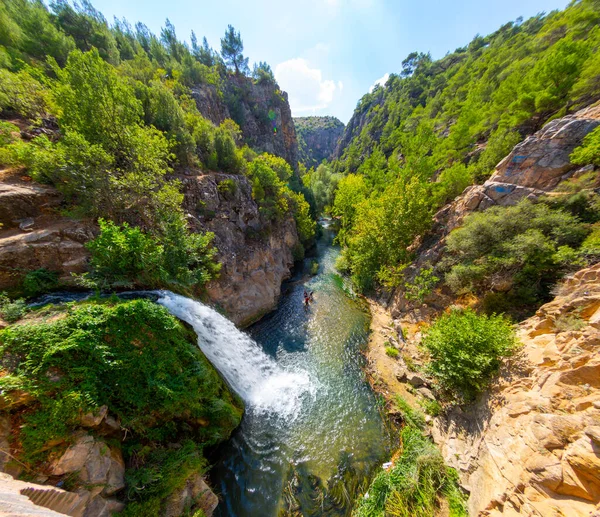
[50,433,125,496]
[432,262,600,517]
[178,171,300,326]
[407,372,427,388]
[162,473,219,517]
[294,116,344,168]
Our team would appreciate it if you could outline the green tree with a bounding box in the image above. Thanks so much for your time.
[220,25,249,74]
[423,309,518,401]
[331,174,368,246]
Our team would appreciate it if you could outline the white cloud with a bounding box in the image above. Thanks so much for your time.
[275,58,340,114]
[369,72,389,93]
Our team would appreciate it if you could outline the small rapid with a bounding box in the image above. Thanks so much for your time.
[156,291,316,421]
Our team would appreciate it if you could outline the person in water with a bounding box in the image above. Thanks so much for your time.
[303,290,310,307]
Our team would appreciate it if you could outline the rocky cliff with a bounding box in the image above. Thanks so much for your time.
[294,116,345,168]
[192,75,299,170]
[0,170,300,326]
[432,263,600,517]
[365,103,600,516]
[176,171,300,326]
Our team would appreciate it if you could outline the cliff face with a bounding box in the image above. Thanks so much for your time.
[192,75,299,170]
[432,263,600,517]
[294,116,345,168]
[177,171,300,326]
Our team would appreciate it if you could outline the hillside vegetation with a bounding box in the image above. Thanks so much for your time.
[0,298,243,514]
[0,0,315,296]
[327,0,600,297]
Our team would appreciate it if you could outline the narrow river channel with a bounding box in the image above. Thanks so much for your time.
[209,224,390,516]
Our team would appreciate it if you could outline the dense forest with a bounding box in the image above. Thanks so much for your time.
[316,0,600,314]
[0,0,315,295]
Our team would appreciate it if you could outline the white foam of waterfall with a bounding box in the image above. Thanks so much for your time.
[156,291,315,420]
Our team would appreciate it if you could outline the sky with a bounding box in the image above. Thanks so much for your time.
[89,0,569,124]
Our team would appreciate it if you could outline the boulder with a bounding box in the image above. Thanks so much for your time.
[50,433,125,496]
[162,473,219,517]
[406,372,427,388]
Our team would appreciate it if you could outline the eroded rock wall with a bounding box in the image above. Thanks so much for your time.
[432,263,600,516]
[178,171,300,326]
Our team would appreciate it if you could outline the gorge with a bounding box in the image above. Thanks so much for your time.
[1,1,600,516]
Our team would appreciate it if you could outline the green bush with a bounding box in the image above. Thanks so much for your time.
[0,293,27,323]
[309,259,319,276]
[85,218,220,291]
[0,299,243,464]
[22,269,59,297]
[217,178,237,199]
[422,308,518,401]
[385,346,399,358]
[443,199,591,316]
[0,69,49,120]
[419,399,442,417]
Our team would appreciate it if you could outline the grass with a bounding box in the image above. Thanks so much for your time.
[554,311,587,332]
[354,397,467,517]
[386,347,399,358]
[419,399,443,417]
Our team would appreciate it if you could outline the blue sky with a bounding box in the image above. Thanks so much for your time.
[90,0,568,123]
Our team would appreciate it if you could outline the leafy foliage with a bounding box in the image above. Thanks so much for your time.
[442,199,593,316]
[422,309,518,401]
[330,0,600,292]
[85,219,220,291]
[0,292,27,323]
[0,299,243,464]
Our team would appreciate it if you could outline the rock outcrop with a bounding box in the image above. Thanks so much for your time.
[0,175,95,291]
[178,171,300,326]
[192,75,299,170]
[294,116,345,168]
[445,104,600,232]
[432,263,600,516]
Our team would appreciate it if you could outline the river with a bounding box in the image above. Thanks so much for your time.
[158,224,390,516]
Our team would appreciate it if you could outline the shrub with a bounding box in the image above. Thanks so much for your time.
[309,259,319,276]
[422,308,518,401]
[0,293,27,323]
[22,269,59,297]
[443,199,590,316]
[403,267,439,303]
[0,69,49,120]
[0,299,243,465]
[386,346,399,358]
[85,218,220,291]
[217,178,237,199]
[419,399,442,417]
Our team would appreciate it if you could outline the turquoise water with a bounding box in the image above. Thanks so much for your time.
[211,227,390,516]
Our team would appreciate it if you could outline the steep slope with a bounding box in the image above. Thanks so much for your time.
[0,169,300,326]
[294,116,344,168]
[192,75,299,170]
[389,103,600,320]
[433,262,600,516]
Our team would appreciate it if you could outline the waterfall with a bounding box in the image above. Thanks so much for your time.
[156,291,316,419]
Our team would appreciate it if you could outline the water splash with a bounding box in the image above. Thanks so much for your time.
[156,291,316,420]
